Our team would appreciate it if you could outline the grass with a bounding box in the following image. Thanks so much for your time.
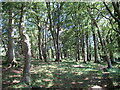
[2,59,120,89]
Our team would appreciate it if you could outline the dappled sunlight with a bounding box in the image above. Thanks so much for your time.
[46,73,53,77]
[9,75,21,78]
[36,79,42,83]
[10,70,22,74]
[77,82,83,84]
[2,61,120,89]
[94,76,102,80]
[72,65,86,68]
[71,82,76,85]
[61,70,68,73]
[47,81,54,88]
[90,85,102,90]
[84,77,89,80]
[84,68,98,72]
[42,79,53,82]
[12,80,20,84]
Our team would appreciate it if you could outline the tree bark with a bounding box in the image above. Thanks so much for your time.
[18,4,31,85]
[38,26,43,60]
[86,30,90,61]
[55,3,61,62]
[92,30,98,63]
[22,34,31,85]
[7,5,17,67]
[50,38,54,58]
[42,24,47,62]
[76,34,80,62]
[81,33,86,63]
[88,36,92,61]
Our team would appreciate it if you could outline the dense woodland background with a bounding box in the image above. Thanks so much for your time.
[1,2,120,89]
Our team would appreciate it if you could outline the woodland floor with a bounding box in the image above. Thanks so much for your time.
[2,59,120,90]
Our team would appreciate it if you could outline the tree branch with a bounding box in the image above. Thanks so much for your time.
[103,2,120,25]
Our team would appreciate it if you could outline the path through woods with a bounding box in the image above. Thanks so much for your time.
[2,61,120,89]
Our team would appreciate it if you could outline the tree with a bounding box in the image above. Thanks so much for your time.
[87,6,112,68]
[18,3,31,85]
[92,28,98,63]
[5,3,17,67]
[46,2,64,62]
[103,2,120,52]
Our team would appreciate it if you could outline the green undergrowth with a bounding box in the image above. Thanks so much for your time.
[2,60,120,89]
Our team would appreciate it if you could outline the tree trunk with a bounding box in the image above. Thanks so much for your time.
[63,49,67,58]
[88,7,112,68]
[46,2,57,61]
[94,20,112,68]
[50,39,54,58]
[93,31,98,63]
[55,34,60,62]
[38,26,43,60]
[81,34,86,63]
[55,3,61,62]
[76,37,80,62]
[60,45,63,59]
[76,26,80,61]
[46,2,63,62]
[18,4,31,85]
[22,34,31,85]
[7,6,17,67]
[89,38,92,61]
[42,26,47,62]
[86,31,90,61]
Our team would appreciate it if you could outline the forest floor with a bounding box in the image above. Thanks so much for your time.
[2,59,120,90]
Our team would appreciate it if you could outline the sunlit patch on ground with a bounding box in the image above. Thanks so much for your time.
[90,85,102,90]
[2,61,120,89]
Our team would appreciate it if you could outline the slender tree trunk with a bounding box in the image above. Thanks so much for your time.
[88,7,112,68]
[63,49,67,58]
[60,44,63,59]
[44,26,47,62]
[89,38,92,61]
[77,29,80,61]
[110,50,114,63]
[55,32,60,62]
[50,39,54,58]
[46,2,57,61]
[30,38,34,58]
[92,30,98,63]
[46,2,63,62]
[76,37,80,62]
[51,47,54,59]
[86,31,90,61]
[55,3,61,62]
[81,34,86,63]
[94,20,112,68]
[42,25,47,62]
[38,26,43,60]
[109,35,114,63]
[7,6,17,67]
[97,28,112,68]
